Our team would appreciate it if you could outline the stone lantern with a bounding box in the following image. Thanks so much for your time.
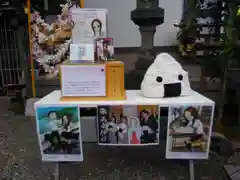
[126,0,164,89]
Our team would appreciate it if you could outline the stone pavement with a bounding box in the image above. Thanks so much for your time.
[0,114,230,180]
[223,141,240,180]
[224,165,240,180]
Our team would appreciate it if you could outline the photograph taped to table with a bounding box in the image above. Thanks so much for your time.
[166,105,214,159]
[98,105,159,146]
[35,105,83,162]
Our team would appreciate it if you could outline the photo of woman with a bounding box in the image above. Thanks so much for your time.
[166,105,214,159]
[98,105,159,146]
[117,115,128,144]
[96,37,114,61]
[36,106,83,162]
[128,117,141,144]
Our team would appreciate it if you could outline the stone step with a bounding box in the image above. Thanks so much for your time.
[224,165,240,180]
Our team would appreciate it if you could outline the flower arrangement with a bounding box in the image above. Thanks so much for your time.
[30,0,75,77]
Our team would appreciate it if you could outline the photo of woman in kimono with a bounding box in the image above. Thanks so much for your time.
[128,117,141,144]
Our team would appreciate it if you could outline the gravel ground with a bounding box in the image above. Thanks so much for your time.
[0,99,230,180]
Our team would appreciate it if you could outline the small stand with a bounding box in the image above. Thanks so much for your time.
[5,84,26,114]
[54,163,60,180]
[189,160,195,180]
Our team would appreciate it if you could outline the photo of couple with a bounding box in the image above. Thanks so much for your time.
[166,105,213,159]
[36,106,83,162]
[98,105,159,146]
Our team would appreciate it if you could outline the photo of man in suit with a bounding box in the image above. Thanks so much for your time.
[140,110,158,143]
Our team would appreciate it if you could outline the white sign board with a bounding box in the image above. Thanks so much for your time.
[61,65,106,97]
[71,8,108,44]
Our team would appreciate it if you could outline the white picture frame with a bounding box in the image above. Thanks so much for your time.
[35,105,83,162]
[165,104,214,159]
[71,8,108,44]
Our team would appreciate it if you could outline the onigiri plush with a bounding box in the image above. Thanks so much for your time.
[141,53,191,98]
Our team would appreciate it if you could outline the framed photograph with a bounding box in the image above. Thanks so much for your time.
[166,105,214,159]
[95,37,114,61]
[97,105,159,146]
[35,105,83,162]
[69,43,95,62]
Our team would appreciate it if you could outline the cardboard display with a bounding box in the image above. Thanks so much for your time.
[60,61,126,101]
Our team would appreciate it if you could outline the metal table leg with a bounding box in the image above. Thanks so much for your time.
[54,163,60,180]
[189,160,195,180]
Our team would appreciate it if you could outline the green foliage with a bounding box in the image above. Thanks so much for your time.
[176,0,240,77]
[219,3,239,71]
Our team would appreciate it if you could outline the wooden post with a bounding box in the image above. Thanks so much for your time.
[27,0,36,97]
[80,0,84,8]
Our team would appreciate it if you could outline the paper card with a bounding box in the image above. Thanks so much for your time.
[35,105,83,162]
[71,8,108,44]
[70,43,94,62]
[61,65,106,97]
[97,105,160,146]
[165,105,214,159]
